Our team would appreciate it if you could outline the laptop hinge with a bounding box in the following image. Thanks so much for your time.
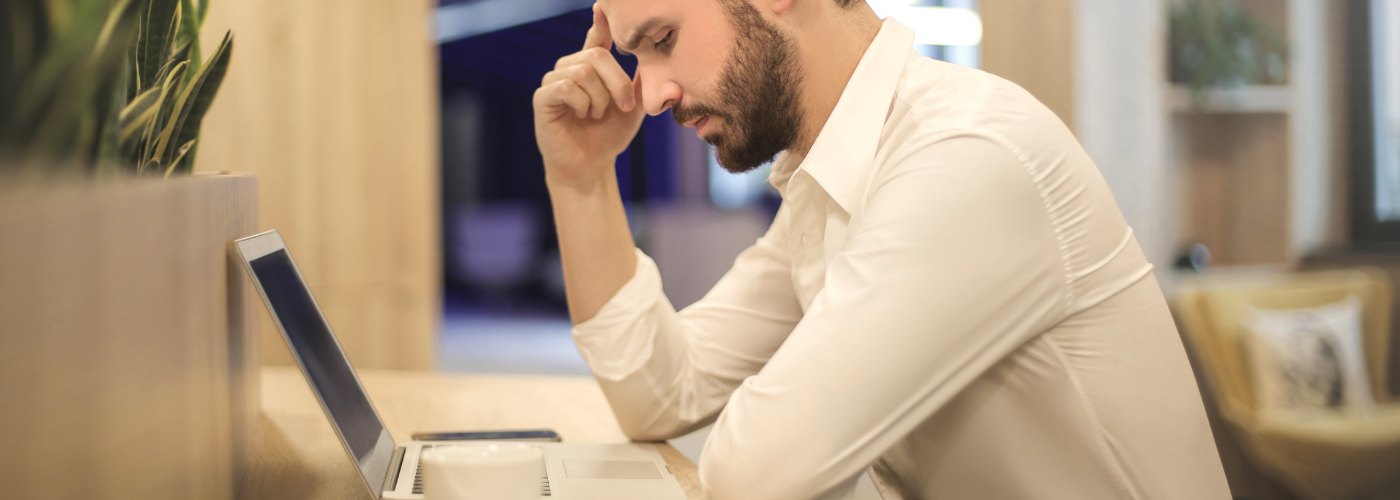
[382,446,407,495]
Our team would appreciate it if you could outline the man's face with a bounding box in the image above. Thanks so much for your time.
[603,0,804,173]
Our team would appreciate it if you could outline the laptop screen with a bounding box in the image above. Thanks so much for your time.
[248,248,384,467]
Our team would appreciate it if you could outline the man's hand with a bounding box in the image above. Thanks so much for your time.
[534,4,644,190]
[532,3,641,325]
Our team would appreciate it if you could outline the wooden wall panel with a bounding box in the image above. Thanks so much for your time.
[1174,114,1292,265]
[195,0,440,370]
[981,0,1076,129]
[0,174,258,500]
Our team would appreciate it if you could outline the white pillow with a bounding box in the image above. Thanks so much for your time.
[1240,295,1376,412]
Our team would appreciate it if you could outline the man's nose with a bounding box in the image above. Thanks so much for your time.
[639,68,681,116]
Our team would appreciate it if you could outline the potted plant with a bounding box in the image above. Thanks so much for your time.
[0,1,256,498]
[1,0,233,175]
[1169,0,1289,108]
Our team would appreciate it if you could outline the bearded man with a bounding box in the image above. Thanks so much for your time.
[531,0,1231,498]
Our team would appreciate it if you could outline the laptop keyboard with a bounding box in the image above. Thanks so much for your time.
[411,444,551,496]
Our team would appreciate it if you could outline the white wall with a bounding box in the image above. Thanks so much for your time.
[1289,0,1333,257]
[1074,0,1174,277]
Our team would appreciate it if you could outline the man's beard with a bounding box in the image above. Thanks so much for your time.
[670,0,804,174]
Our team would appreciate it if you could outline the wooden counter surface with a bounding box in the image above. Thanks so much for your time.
[241,366,701,500]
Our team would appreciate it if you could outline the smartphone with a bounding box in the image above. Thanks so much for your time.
[410,429,562,442]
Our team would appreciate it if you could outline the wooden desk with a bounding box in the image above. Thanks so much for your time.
[241,367,702,500]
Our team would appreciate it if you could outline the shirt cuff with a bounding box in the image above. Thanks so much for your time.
[571,248,666,381]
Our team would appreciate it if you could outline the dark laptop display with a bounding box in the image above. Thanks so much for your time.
[248,249,383,465]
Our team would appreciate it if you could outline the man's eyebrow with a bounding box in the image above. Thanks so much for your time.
[615,18,664,57]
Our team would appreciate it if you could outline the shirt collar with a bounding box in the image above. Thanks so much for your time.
[768,18,915,212]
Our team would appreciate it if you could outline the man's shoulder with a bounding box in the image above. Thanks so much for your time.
[883,56,1080,167]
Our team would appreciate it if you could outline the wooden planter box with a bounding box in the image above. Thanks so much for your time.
[0,173,259,500]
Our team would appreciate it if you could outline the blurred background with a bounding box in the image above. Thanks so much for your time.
[171,0,1400,498]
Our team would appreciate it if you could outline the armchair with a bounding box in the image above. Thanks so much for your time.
[1175,268,1400,500]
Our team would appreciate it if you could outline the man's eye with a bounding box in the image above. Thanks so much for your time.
[653,30,674,50]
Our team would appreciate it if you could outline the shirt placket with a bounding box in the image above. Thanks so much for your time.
[786,172,829,312]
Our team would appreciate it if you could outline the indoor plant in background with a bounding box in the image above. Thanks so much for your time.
[0,1,257,499]
[0,0,233,176]
[1169,0,1289,108]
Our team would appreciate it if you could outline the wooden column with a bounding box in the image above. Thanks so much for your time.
[980,0,1077,130]
[195,0,441,370]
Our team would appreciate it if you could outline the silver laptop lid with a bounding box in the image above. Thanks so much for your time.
[236,230,397,496]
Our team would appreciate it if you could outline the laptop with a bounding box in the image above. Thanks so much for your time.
[235,230,689,500]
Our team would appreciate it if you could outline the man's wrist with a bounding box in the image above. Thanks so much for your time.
[544,160,618,198]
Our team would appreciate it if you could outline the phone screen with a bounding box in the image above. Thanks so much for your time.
[411,430,562,442]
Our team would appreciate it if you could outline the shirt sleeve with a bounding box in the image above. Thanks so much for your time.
[571,205,806,441]
[697,133,1072,500]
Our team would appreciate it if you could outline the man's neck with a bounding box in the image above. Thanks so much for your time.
[786,3,883,157]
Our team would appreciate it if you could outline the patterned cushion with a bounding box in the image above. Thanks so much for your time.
[1241,295,1376,412]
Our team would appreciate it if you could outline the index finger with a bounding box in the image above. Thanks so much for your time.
[583,3,613,50]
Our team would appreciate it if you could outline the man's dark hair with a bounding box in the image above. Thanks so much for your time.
[833,0,861,7]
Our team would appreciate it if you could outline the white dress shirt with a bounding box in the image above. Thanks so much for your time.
[573,19,1230,500]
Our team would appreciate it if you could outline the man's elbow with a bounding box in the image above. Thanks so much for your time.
[700,452,832,500]
[618,422,676,442]
[613,410,703,442]
[701,459,783,500]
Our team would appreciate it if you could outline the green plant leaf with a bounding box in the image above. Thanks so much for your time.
[95,59,129,168]
[139,156,160,176]
[0,0,56,151]
[138,0,180,92]
[91,0,137,64]
[1,1,44,95]
[118,85,160,143]
[73,104,96,165]
[165,30,231,172]
[163,138,195,178]
[149,39,188,91]
[126,33,141,100]
[176,0,196,40]
[176,0,201,68]
[150,56,200,163]
[142,59,185,162]
[177,0,202,87]
[89,0,144,161]
[185,37,201,91]
[15,0,140,165]
[167,38,194,90]
[161,1,182,64]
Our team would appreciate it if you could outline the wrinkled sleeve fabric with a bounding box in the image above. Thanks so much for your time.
[697,132,1072,500]
[571,205,806,441]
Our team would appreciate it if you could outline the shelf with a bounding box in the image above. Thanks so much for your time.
[1167,85,1291,114]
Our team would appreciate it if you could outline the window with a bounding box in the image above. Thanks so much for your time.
[1350,0,1400,242]
[1372,1,1400,219]
[909,0,981,68]
[709,156,774,210]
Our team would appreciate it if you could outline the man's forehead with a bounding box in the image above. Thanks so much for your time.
[596,0,625,18]
[598,0,665,51]
[598,0,669,32]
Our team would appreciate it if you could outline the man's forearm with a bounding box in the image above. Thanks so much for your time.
[547,164,639,325]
